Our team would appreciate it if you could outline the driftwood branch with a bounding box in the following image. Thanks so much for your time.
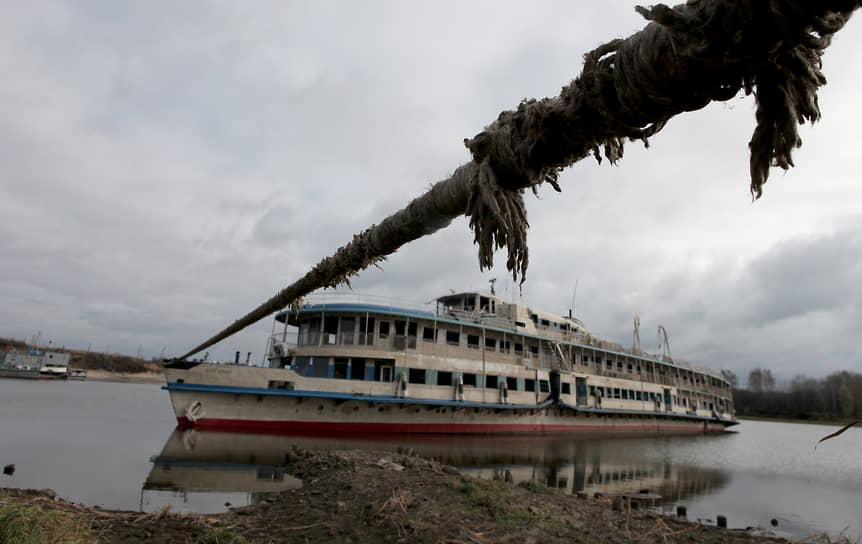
[178,0,860,360]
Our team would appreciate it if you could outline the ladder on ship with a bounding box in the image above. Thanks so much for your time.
[547,341,570,371]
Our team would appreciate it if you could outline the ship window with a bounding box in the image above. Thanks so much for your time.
[515,321,526,328]
[340,318,355,345]
[323,317,339,345]
[407,322,418,349]
[391,321,411,350]
[539,380,550,393]
[514,343,523,355]
[479,296,490,311]
[312,357,329,378]
[582,355,588,363]
[501,340,511,353]
[561,383,571,395]
[464,296,475,311]
[408,368,426,384]
[627,363,633,373]
[379,321,390,338]
[541,319,550,327]
[530,345,538,356]
[293,356,311,377]
[524,379,535,392]
[298,319,310,345]
[359,317,375,346]
[617,362,623,371]
[485,375,498,389]
[506,377,517,391]
[446,331,460,346]
[437,371,452,386]
[606,360,612,369]
[531,314,538,324]
[395,320,406,336]
[333,358,348,379]
[485,337,496,350]
[303,317,321,346]
[268,380,293,390]
[467,335,480,349]
[374,360,394,382]
[351,358,366,380]
[462,373,477,387]
[423,327,435,341]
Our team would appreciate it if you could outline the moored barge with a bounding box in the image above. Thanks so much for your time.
[0,349,70,380]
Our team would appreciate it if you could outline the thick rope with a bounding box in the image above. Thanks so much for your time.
[178,0,860,360]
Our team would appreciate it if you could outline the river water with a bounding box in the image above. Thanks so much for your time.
[1,379,860,541]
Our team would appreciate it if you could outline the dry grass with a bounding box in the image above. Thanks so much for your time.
[0,504,97,544]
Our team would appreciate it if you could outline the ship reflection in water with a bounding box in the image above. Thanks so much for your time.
[142,429,729,514]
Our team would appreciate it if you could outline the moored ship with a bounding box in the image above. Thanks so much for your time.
[164,290,736,434]
[0,349,70,380]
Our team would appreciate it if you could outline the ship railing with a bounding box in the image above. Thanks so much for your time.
[436,308,518,331]
[299,292,437,314]
[268,337,298,350]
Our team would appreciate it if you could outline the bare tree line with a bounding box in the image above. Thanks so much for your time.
[726,368,861,421]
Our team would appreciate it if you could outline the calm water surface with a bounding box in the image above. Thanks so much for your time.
[1,379,860,540]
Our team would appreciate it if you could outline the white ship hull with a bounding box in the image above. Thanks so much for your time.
[165,291,737,435]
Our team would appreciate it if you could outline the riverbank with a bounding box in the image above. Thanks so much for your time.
[737,415,856,427]
[1,337,164,378]
[1,448,816,544]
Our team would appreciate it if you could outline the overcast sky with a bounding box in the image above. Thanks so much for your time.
[2,1,861,383]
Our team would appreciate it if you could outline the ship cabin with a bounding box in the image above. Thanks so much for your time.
[268,291,734,418]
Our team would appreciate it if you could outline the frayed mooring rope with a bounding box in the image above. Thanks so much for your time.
[178,0,860,360]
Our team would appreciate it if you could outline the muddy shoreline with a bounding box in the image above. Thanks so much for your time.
[1,448,804,544]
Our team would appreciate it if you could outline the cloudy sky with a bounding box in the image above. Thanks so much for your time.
[2,1,861,383]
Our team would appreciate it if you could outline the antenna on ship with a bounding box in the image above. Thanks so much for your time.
[489,278,496,295]
[569,280,578,319]
[633,315,641,354]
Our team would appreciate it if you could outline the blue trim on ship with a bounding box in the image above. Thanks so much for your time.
[557,400,738,426]
[149,458,286,473]
[275,303,730,382]
[163,382,735,425]
[164,382,550,411]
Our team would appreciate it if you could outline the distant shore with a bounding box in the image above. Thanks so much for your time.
[737,414,852,427]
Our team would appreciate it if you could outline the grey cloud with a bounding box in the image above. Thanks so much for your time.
[2,1,862,374]
[741,231,862,326]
